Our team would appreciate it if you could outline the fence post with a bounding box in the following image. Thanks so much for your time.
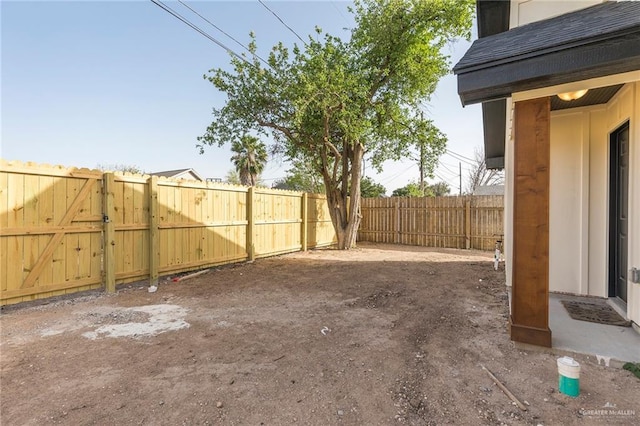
[394,199,400,244]
[465,197,471,249]
[148,176,159,286]
[103,172,116,293]
[247,186,255,261]
[301,193,308,251]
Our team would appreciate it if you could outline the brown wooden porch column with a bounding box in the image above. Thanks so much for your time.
[510,97,552,347]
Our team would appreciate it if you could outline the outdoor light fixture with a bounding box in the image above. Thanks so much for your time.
[557,89,589,101]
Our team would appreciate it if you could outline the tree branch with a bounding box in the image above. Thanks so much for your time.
[257,119,296,141]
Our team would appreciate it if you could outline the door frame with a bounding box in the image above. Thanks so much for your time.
[608,120,630,302]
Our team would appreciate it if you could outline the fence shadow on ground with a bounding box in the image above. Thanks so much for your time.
[0,160,335,305]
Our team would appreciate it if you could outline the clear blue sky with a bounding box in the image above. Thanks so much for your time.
[1,0,482,195]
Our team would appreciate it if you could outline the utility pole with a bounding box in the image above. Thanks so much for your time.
[419,142,425,196]
[459,162,462,195]
[418,111,426,196]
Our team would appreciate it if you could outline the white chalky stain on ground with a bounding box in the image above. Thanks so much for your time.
[82,305,190,340]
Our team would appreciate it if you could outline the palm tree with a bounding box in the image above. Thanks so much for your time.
[230,135,268,186]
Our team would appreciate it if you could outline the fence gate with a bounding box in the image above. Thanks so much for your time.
[0,163,104,305]
[1,161,338,306]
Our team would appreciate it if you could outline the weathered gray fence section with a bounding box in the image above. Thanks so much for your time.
[358,195,504,251]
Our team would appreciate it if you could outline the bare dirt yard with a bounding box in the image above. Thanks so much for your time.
[1,243,639,425]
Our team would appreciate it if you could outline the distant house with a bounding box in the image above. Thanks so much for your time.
[473,185,504,196]
[150,168,205,181]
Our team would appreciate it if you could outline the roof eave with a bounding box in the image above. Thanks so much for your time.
[457,32,640,106]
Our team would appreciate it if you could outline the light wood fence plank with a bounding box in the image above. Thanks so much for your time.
[103,173,116,293]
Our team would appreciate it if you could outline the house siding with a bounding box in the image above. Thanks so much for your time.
[603,82,639,327]
[509,0,603,28]
[549,110,590,295]
[624,83,640,326]
[508,82,639,325]
[501,1,640,327]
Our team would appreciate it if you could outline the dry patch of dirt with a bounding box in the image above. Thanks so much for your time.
[1,243,639,425]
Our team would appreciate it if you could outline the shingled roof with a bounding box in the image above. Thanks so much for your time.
[455,1,640,73]
[150,168,205,181]
[454,1,640,106]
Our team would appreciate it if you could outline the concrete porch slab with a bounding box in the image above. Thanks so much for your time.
[549,293,640,364]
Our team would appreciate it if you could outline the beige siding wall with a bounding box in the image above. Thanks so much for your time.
[504,98,514,288]
[587,109,609,297]
[499,1,640,326]
[631,83,640,327]
[549,110,590,295]
[608,83,640,326]
[509,0,603,28]
[509,81,639,326]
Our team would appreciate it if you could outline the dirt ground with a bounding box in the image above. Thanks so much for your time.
[1,243,639,425]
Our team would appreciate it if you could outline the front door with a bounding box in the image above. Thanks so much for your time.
[609,122,629,302]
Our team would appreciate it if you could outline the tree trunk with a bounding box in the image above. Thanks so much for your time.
[325,143,364,250]
[344,144,363,248]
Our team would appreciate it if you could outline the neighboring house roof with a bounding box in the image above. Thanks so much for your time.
[454,1,640,106]
[473,185,504,196]
[151,168,205,181]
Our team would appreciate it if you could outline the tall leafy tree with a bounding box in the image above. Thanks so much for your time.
[428,181,451,197]
[392,180,450,197]
[272,159,325,193]
[197,0,474,249]
[360,176,386,198]
[224,169,241,185]
[411,121,447,195]
[230,135,268,186]
[392,182,423,197]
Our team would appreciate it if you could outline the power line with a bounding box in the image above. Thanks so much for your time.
[444,150,475,166]
[419,101,434,115]
[257,0,307,46]
[433,172,452,184]
[377,164,415,186]
[330,1,351,27]
[177,0,271,68]
[150,0,253,67]
[445,149,475,163]
[436,166,459,179]
[439,159,471,171]
[438,160,469,176]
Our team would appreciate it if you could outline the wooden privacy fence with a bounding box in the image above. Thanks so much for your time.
[358,195,504,250]
[0,161,335,306]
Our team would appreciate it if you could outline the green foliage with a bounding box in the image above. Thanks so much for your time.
[392,182,423,197]
[411,120,448,188]
[230,135,268,186]
[225,168,265,187]
[623,362,640,380]
[96,163,143,174]
[224,169,241,185]
[360,176,386,198]
[392,180,450,197]
[197,0,474,248]
[429,181,451,197]
[272,160,325,193]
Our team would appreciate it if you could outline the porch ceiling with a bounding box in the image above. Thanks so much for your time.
[454,1,640,106]
[550,84,624,111]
